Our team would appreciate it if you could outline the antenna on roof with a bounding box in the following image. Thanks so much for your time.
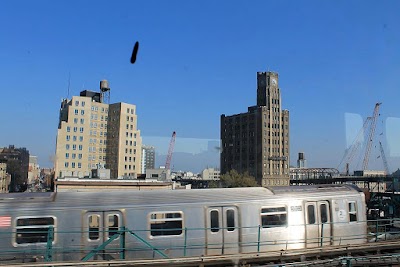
[67,72,71,99]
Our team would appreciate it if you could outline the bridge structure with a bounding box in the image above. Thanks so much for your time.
[290,170,400,219]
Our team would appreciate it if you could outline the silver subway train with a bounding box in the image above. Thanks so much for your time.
[0,184,367,262]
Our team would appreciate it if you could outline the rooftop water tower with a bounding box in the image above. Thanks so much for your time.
[297,152,307,168]
[100,80,110,104]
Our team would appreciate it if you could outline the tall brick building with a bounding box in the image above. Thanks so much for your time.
[221,71,290,186]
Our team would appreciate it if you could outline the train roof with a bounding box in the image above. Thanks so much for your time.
[0,185,363,209]
[269,184,363,194]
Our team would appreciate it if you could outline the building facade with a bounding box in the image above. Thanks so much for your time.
[0,145,30,192]
[201,168,220,180]
[141,145,155,173]
[55,83,142,179]
[221,71,290,186]
[0,161,11,193]
[28,156,40,185]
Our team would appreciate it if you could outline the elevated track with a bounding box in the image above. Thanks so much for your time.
[4,239,400,267]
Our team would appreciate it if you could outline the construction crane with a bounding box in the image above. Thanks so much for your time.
[338,117,371,175]
[379,141,390,175]
[362,103,382,170]
[165,131,176,171]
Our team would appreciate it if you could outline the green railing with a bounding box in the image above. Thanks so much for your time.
[1,218,400,263]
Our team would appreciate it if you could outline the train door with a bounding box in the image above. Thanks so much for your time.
[205,206,239,255]
[82,211,123,260]
[305,201,331,248]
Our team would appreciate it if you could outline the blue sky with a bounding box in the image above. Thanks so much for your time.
[1,1,399,172]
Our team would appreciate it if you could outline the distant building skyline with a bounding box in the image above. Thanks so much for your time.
[1,1,400,176]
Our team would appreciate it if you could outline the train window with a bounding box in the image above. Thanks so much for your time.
[150,212,183,237]
[88,215,100,240]
[320,203,328,223]
[307,205,316,224]
[226,209,235,232]
[107,214,119,238]
[15,217,55,244]
[210,210,219,232]
[261,207,287,228]
[349,202,357,222]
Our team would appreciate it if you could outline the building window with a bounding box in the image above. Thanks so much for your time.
[78,145,82,151]
[78,163,81,168]
[73,136,77,141]
[72,153,76,159]
[66,126,70,132]
[74,109,78,115]
[66,135,70,141]
[65,162,69,168]
[78,154,82,159]
[150,212,183,237]
[261,207,287,228]
[65,153,69,159]
[80,127,84,133]
[72,144,76,150]
[15,217,55,245]
[80,118,84,124]
[81,101,85,107]
[74,118,78,124]
[72,162,75,168]
[80,110,84,115]
[66,144,70,150]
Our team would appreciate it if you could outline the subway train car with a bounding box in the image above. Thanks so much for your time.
[0,184,367,262]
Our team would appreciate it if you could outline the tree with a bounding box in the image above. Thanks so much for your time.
[214,170,258,188]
